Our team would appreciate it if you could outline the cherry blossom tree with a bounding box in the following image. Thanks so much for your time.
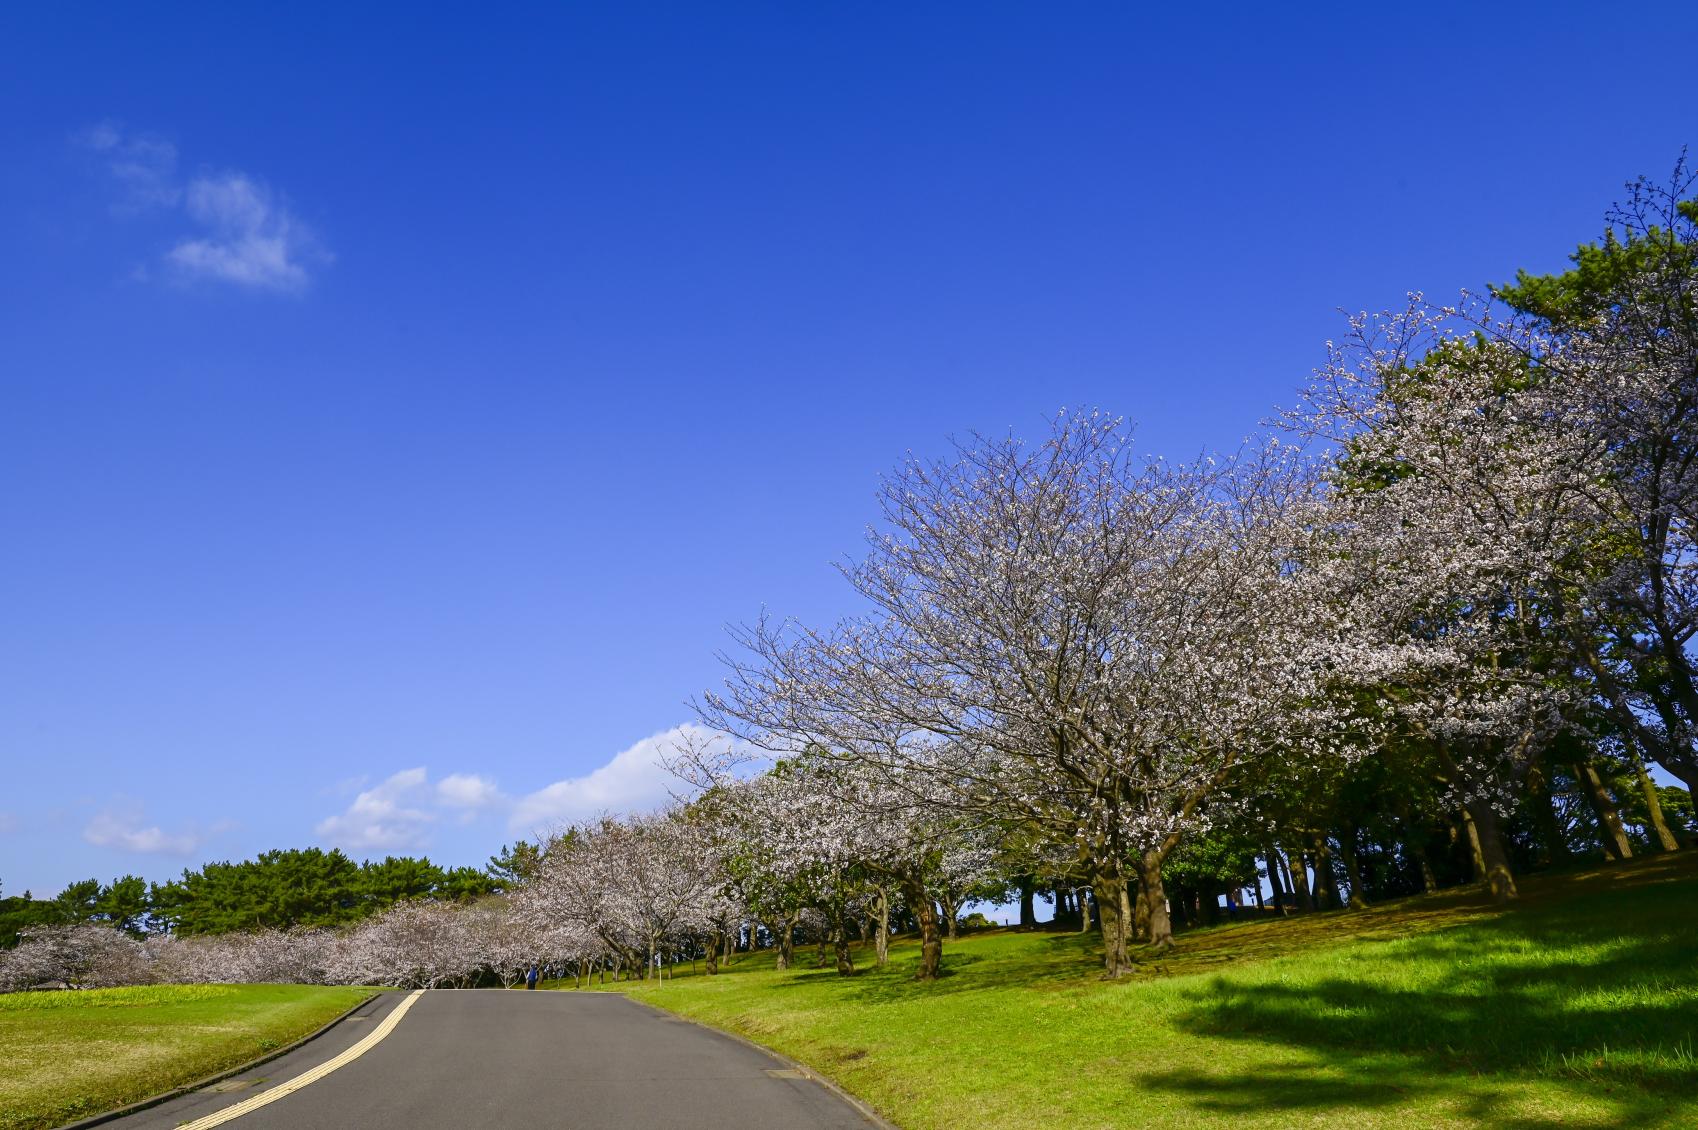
[700,413,1337,973]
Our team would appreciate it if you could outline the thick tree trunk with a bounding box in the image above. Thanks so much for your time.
[901,879,943,980]
[941,895,960,941]
[1092,870,1134,977]
[1075,888,1092,934]
[1133,850,1174,951]
[1631,752,1681,852]
[1132,879,1152,942]
[704,931,720,976]
[774,914,797,971]
[1462,799,1518,902]
[1018,878,1036,929]
[1576,761,1634,859]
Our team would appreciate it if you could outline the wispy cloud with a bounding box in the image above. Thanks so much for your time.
[76,122,329,291]
[509,723,707,834]
[83,802,201,856]
[314,767,513,850]
[79,122,180,212]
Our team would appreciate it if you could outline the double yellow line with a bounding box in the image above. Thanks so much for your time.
[177,989,426,1129]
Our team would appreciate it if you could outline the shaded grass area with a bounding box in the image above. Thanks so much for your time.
[582,854,1698,1128]
[0,983,373,1130]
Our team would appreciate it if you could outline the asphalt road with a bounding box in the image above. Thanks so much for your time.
[103,989,883,1129]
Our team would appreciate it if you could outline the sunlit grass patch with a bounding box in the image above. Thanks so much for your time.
[585,853,1698,1128]
[0,983,372,1130]
[0,984,241,1011]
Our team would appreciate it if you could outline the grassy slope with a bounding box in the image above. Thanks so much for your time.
[0,983,373,1130]
[584,854,1698,1129]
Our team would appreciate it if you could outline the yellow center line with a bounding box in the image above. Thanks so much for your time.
[176,989,426,1129]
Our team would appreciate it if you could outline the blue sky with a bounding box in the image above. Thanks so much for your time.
[1,3,1693,896]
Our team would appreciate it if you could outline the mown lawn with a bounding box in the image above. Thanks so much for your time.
[583,853,1698,1128]
[0,983,373,1130]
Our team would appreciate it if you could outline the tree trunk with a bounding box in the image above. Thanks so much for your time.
[1415,840,1440,893]
[1576,761,1634,859]
[1132,879,1152,942]
[1310,837,1342,910]
[774,914,797,971]
[1092,869,1134,976]
[1282,844,1313,912]
[1262,848,1287,912]
[874,887,891,966]
[704,931,721,976]
[1336,829,1370,909]
[901,878,943,980]
[1133,850,1174,951]
[1018,878,1036,929]
[941,895,960,941]
[1631,752,1681,852]
[1075,888,1092,934]
[832,917,854,975]
[1462,798,1518,902]
[1523,762,1574,866]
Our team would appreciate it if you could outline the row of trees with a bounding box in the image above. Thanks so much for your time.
[6,163,1695,994]
[0,901,539,993]
[1,849,507,946]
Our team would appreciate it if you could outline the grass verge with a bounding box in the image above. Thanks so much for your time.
[579,854,1698,1128]
[0,983,373,1130]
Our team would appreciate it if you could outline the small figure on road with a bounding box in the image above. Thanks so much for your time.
[526,964,538,990]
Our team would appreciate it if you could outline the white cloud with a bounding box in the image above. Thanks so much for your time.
[167,172,325,292]
[437,773,503,809]
[510,723,708,833]
[315,767,435,852]
[76,122,328,291]
[83,803,200,856]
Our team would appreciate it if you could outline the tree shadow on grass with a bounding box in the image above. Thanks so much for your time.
[1140,876,1698,1127]
[1128,1064,1684,1129]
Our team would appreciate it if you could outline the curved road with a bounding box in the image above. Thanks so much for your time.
[103,990,882,1129]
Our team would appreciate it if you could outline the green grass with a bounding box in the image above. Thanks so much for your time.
[580,854,1698,1128]
[0,983,373,1130]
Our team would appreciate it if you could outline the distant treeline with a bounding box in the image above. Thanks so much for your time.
[1,842,540,945]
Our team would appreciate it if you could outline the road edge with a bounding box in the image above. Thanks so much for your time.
[51,989,383,1130]
[616,993,899,1129]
